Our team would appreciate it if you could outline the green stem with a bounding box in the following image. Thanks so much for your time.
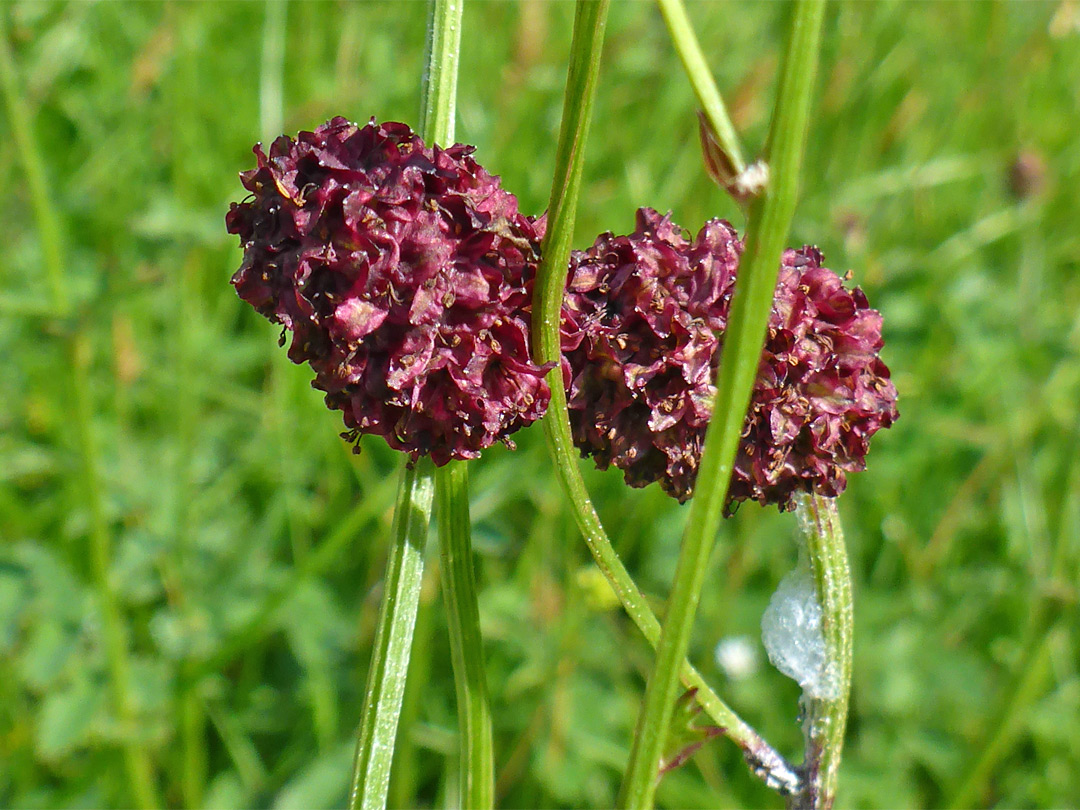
[419,0,463,147]
[0,17,160,809]
[417,2,492,807]
[618,2,826,807]
[532,0,800,798]
[0,12,66,315]
[792,495,853,810]
[348,460,435,810]
[436,462,494,810]
[656,0,746,177]
[388,568,439,809]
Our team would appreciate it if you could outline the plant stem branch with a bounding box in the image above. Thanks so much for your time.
[656,0,746,176]
[1,17,160,809]
[531,0,800,798]
[348,460,435,810]
[436,462,494,810]
[618,2,826,807]
[793,495,853,810]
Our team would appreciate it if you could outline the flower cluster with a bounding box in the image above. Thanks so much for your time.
[228,118,897,506]
[734,244,898,509]
[561,208,898,511]
[561,208,740,501]
[227,117,551,464]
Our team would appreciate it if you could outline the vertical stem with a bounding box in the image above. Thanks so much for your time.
[388,570,439,809]
[0,12,66,314]
[172,13,210,799]
[418,1,492,807]
[419,0,463,146]
[348,460,436,810]
[436,462,494,810]
[180,688,207,809]
[793,495,853,810]
[531,0,800,796]
[0,16,160,809]
[618,2,826,808]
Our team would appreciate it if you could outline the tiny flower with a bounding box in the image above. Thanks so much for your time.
[227,117,551,464]
[562,207,898,511]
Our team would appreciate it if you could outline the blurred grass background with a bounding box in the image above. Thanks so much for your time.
[1,1,1079,808]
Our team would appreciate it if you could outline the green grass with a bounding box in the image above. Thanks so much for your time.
[1,1,1078,808]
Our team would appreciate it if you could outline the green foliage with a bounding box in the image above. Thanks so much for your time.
[1,1,1078,808]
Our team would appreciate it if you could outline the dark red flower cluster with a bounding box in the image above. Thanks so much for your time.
[561,208,740,501]
[561,208,898,511]
[227,118,550,464]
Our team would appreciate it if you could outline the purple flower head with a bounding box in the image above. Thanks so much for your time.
[562,208,898,512]
[227,117,551,464]
[561,208,739,501]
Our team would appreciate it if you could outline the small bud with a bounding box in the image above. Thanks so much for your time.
[699,112,767,205]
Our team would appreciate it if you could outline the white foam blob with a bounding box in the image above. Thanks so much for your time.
[760,557,838,700]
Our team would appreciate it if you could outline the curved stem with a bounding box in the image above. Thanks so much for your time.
[792,495,853,810]
[618,2,826,807]
[656,0,746,178]
[1,18,160,809]
[348,460,435,810]
[436,462,494,809]
[531,0,800,798]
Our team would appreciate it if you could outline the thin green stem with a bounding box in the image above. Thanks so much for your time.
[388,568,439,809]
[348,459,435,810]
[171,21,209,800]
[0,12,66,315]
[436,462,494,810]
[1,17,160,809]
[418,2,492,807]
[793,495,853,810]
[656,0,746,177]
[618,2,826,807]
[532,0,800,798]
[419,0,463,147]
